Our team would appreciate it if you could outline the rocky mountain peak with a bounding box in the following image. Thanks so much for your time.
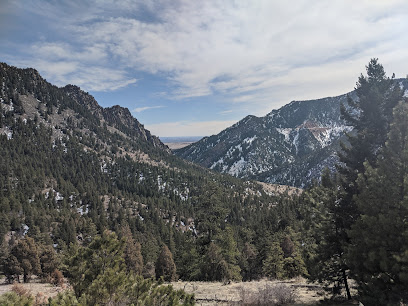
[0,62,169,154]
[175,86,404,187]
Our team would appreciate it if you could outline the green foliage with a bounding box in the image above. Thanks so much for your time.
[122,225,144,275]
[201,242,229,281]
[48,291,79,306]
[67,231,193,305]
[301,170,352,297]
[347,102,408,304]
[68,230,126,298]
[0,292,33,306]
[3,254,23,283]
[239,242,257,281]
[195,182,228,242]
[216,226,242,281]
[262,241,285,279]
[156,244,177,282]
[5,237,41,283]
[39,245,59,280]
[81,266,129,305]
[126,275,194,306]
[0,61,309,285]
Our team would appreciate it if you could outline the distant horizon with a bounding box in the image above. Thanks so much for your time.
[159,136,204,143]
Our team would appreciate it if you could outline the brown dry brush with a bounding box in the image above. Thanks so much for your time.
[237,283,297,306]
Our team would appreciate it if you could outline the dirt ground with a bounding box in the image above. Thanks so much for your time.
[171,277,337,305]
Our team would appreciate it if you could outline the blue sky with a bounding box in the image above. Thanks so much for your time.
[1,0,408,137]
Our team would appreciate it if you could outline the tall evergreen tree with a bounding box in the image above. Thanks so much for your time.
[202,242,229,281]
[155,244,177,282]
[39,245,59,280]
[216,226,242,281]
[68,230,126,298]
[347,102,408,304]
[307,59,404,299]
[338,58,403,227]
[121,226,143,275]
[262,240,285,279]
[10,237,41,283]
[303,170,352,298]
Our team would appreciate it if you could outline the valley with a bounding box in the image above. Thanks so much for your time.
[1,59,407,305]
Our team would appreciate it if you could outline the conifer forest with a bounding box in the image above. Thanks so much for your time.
[0,58,408,305]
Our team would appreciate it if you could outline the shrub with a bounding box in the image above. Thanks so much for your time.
[11,283,30,297]
[239,283,297,305]
[0,292,33,306]
[51,269,64,286]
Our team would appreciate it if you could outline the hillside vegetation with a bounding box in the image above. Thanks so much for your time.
[0,59,407,305]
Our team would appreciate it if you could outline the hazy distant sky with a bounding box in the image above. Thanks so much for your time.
[1,1,408,137]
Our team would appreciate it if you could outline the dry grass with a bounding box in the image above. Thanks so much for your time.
[0,277,67,302]
[172,277,329,305]
[1,276,351,305]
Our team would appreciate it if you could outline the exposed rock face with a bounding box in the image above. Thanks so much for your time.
[176,80,408,187]
[0,62,169,153]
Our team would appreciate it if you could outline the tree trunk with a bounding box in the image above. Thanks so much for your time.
[342,269,351,300]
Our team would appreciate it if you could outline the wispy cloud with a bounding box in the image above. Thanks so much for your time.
[3,0,408,112]
[132,105,165,113]
[219,110,234,115]
[62,0,408,100]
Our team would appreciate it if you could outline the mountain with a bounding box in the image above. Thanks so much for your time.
[175,80,408,187]
[0,63,168,154]
[0,62,302,283]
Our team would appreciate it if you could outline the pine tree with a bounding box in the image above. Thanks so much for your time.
[201,242,229,281]
[121,226,143,275]
[301,170,351,298]
[3,254,23,283]
[262,240,285,279]
[11,237,41,283]
[195,182,228,243]
[217,226,242,281]
[306,60,404,300]
[239,242,257,281]
[347,102,408,304]
[68,230,126,298]
[39,245,59,280]
[337,59,403,235]
[155,244,177,282]
[280,232,307,278]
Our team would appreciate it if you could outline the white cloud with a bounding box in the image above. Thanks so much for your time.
[219,110,234,115]
[132,105,165,113]
[64,0,408,100]
[13,57,138,92]
[146,120,238,137]
[5,0,408,112]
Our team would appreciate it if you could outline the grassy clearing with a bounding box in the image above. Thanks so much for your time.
[171,277,335,305]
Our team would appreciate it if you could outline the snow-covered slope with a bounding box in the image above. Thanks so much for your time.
[176,80,408,187]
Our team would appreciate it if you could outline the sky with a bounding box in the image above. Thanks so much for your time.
[1,0,408,137]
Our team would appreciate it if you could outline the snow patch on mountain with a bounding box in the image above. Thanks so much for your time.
[228,157,247,176]
[276,128,291,142]
[243,136,257,144]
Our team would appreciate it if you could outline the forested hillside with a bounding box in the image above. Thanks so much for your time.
[175,76,408,187]
[0,63,307,304]
[1,60,408,305]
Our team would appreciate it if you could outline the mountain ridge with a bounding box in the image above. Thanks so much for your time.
[0,62,169,153]
[175,79,408,187]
